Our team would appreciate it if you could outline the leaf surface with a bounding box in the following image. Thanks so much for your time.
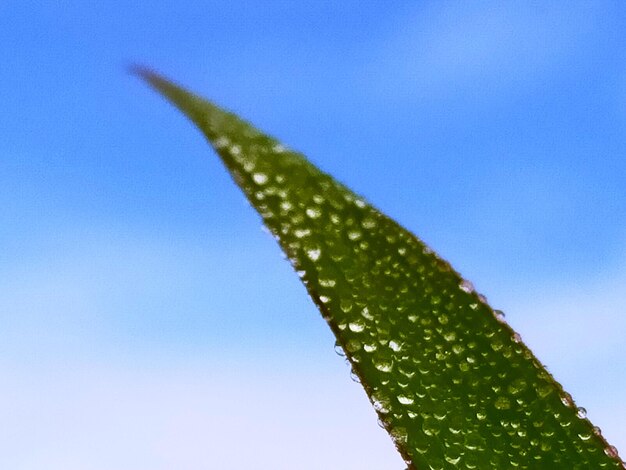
[135,68,623,469]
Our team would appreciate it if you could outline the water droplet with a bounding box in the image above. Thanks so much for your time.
[560,392,574,408]
[540,441,552,452]
[605,446,619,459]
[229,144,241,155]
[348,321,365,333]
[345,339,361,353]
[294,228,311,238]
[319,295,331,304]
[464,434,485,451]
[397,395,414,405]
[576,407,587,419]
[306,248,321,261]
[362,217,377,229]
[508,378,527,395]
[214,136,230,148]
[494,396,511,410]
[442,331,456,343]
[444,445,462,465]
[389,340,402,352]
[348,230,362,240]
[427,458,445,470]
[252,173,268,185]
[334,342,345,357]
[390,426,408,445]
[363,343,377,353]
[374,360,393,372]
[422,415,439,436]
[272,143,286,153]
[373,398,389,414]
[306,207,321,219]
[447,415,464,435]
[460,280,475,293]
[361,307,374,321]
[535,383,553,398]
[339,299,353,312]
[494,309,506,322]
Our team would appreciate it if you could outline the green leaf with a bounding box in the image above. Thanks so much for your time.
[134,68,623,469]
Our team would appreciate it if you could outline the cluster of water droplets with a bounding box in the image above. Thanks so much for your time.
[193,103,625,469]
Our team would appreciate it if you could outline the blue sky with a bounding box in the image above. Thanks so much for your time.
[1,1,626,468]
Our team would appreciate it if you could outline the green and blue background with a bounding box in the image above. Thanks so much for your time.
[1,2,625,468]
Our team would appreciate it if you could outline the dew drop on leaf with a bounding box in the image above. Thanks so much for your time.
[363,343,377,353]
[252,172,268,184]
[306,247,321,261]
[605,446,620,459]
[294,228,311,238]
[348,321,365,333]
[229,144,241,155]
[361,307,374,321]
[374,359,393,373]
[362,217,377,229]
[459,280,475,293]
[305,207,322,219]
[214,136,229,148]
[398,395,414,405]
[348,230,362,240]
[494,396,511,410]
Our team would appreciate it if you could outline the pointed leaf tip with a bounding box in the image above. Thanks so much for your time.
[137,72,625,469]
